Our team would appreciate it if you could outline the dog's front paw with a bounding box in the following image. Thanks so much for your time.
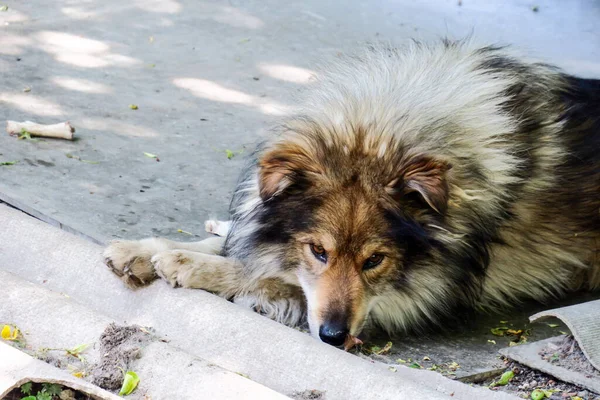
[152,250,196,288]
[103,239,161,288]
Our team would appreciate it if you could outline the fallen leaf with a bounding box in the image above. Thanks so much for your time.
[72,371,84,378]
[396,358,406,363]
[448,361,460,371]
[129,104,139,110]
[487,339,497,345]
[423,356,431,361]
[489,370,514,387]
[0,5,8,11]
[177,229,194,236]
[1,325,19,340]
[491,327,509,336]
[67,343,90,356]
[499,320,508,324]
[559,331,568,335]
[409,362,422,369]
[1,325,11,339]
[143,152,158,159]
[388,366,397,372]
[506,329,523,336]
[18,130,40,142]
[0,161,17,165]
[531,389,545,400]
[546,323,559,328]
[373,341,392,355]
[226,149,235,159]
[23,87,31,92]
[119,371,140,396]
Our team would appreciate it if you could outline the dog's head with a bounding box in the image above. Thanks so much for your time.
[256,126,452,345]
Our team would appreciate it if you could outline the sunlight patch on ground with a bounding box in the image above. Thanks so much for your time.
[0,34,33,56]
[61,6,97,20]
[0,9,30,24]
[211,6,264,29]
[173,78,293,116]
[35,31,140,68]
[258,64,316,84]
[0,93,64,116]
[51,77,112,94]
[133,0,182,14]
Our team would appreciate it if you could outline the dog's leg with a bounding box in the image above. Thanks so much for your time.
[103,236,225,288]
[151,249,306,326]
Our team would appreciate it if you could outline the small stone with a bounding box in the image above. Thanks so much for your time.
[521,383,530,389]
[59,389,75,400]
[530,380,537,387]
[578,391,588,398]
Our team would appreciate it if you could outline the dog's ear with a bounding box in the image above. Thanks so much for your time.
[258,143,315,200]
[386,154,452,214]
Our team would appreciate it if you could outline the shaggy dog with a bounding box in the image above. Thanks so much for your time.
[104,40,600,347]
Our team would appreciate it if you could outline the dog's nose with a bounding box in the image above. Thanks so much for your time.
[318,323,349,347]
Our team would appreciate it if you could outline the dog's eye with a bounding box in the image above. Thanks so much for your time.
[363,254,384,271]
[310,244,328,263]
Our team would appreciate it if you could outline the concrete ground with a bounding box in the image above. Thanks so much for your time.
[1,0,599,396]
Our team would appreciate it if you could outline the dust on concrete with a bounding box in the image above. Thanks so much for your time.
[539,335,600,380]
[90,323,151,390]
[290,389,326,399]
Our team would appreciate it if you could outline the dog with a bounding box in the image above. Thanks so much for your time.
[104,40,600,347]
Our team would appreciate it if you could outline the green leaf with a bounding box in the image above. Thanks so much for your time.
[0,5,8,11]
[21,396,36,400]
[119,371,140,396]
[129,104,138,110]
[490,370,514,387]
[36,391,52,400]
[225,149,235,159]
[546,323,559,328]
[409,362,422,369]
[20,382,33,395]
[490,327,509,336]
[531,389,545,400]
[0,161,18,165]
[42,383,62,396]
[143,152,157,158]
[67,343,90,357]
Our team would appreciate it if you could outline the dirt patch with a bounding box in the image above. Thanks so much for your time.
[539,336,600,380]
[89,323,151,391]
[481,359,600,399]
[291,389,326,399]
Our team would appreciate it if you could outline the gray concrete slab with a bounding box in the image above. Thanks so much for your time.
[0,203,518,399]
[0,0,599,244]
[0,270,293,400]
[0,342,120,400]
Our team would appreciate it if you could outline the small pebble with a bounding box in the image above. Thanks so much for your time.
[530,380,537,387]
[578,391,588,398]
